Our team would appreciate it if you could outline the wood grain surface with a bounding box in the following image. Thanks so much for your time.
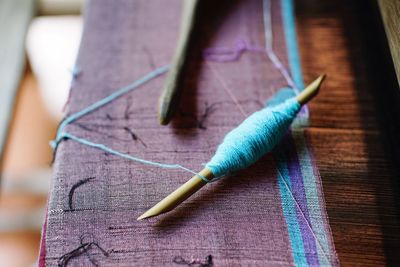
[296,0,400,266]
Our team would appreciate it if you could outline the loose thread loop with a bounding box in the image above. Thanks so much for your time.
[173,255,213,267]
[57,234,109,267]
[203,37,264,62]
[52,65,170,150]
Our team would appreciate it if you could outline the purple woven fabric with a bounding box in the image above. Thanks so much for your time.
[39,0,338,266]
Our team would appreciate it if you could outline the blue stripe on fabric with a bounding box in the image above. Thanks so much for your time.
[286,134,320,266]
[274,151,308,267]
[279,0,311,265]
[281,0,305,90]
[293,132,333,266]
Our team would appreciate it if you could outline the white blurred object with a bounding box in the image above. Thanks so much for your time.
[38,0,85,15]
[0,207,46,233]
[0,207,45,232]
[1,168,52,195]
[0,168,51,232]
[26,16,83,120]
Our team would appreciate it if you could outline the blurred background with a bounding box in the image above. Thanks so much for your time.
[1,0,84,266]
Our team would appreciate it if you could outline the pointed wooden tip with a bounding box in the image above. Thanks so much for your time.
[137,210,159,221]
[158,95,177,125]
[158,104,171,125]
[157,0,200,126]
[138,168,213,220]
[296,74,326,105]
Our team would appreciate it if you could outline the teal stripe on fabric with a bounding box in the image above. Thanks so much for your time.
[274,156,308,267]
[293,131,333,266]
[281,0,305,90]
[278,1,309,265]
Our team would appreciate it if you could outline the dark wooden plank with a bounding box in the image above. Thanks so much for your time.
[297,0,400,265]
[307,129,400,266]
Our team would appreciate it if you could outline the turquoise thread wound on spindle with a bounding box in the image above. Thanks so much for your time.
[206,98,301,177]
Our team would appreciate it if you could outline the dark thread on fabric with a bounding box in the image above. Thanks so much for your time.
[123,127,147,147]
[57,234,109,267]
[74,123,142,144]
[179,102,219,130]
[63,208,97,213]
[172,255,213,267]
[74,123,117,140]
[108,225,136,231]
[124,97,132,120]
[68,177,95,210]
[74,123,104,134]
[106,114,114,120]
[51,136,68,165]
[197,102,219,130]
[75,122,115,130]
[142,46,156,69]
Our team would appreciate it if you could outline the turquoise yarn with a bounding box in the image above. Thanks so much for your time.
[206,98,301,177]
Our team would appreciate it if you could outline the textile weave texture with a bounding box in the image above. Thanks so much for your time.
[39,0,339,266]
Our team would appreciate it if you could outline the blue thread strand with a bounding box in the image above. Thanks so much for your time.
[62,133,202,175]
[206,98,301,177]
[282,0,304,90]
[281,0,309,125]
[53,65,170,148]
